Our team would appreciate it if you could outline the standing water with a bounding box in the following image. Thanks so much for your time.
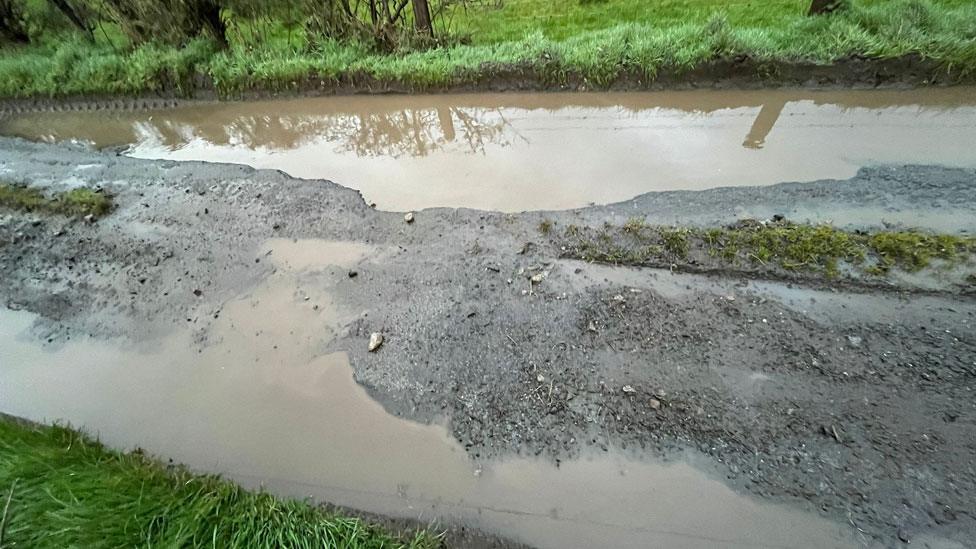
[0,239,861,549]
[2,88,976,211]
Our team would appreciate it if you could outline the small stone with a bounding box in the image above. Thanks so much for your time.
[530,273,544,284]
[897,529,911,543]
[847,335,863,348]
[622,385,636,394]
[587,321,597,332]
[537,374,545,382]
[654,389,666,398]
[192,289,203,297]
[368,332,384,352]
[348,270,358,278]
[83,214,95,223]
[404,212,415,223]
[649,398,662,410]
[612,294,625,302]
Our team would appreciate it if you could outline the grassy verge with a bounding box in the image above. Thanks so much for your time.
[558,218,976,279]
[1,0,975,99]
[0,415,440,548]
[0,182,113,218]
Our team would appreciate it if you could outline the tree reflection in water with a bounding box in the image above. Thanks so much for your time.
[128,104,522,158]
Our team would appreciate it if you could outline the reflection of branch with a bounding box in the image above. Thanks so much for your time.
[742,100,786,150]
[134,104,517,159]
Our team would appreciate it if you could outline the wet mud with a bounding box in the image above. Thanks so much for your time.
[0,130,975,548]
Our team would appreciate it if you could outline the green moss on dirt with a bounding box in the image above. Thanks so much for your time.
[0,183,113,218]
[0,415,441,549]
[563,219,976,280]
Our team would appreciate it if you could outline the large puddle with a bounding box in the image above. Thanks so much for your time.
[3,89,976,211]
[0,239,861,548]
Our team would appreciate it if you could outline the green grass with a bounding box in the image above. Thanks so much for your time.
[1,0,975,98]
[0,416,440,549]
[0,182,114,217]
[564,220,976,279]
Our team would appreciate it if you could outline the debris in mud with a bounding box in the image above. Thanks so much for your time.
[192,289,203,297]
[622,385,636,394]
[404,212,415,224]
[348,270,358,278]
[368,332,384,352]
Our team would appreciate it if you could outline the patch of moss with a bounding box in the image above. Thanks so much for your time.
[867,231,974,272]
[0,183,113,218]
[563,219,976,281]
[739,224,864,277]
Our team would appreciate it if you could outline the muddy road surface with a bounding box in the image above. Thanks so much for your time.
[1,136,975,548]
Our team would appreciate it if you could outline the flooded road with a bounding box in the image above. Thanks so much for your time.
[2,89,976,211]
[0,238,859,549]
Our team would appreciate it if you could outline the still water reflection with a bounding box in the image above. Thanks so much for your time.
[2,89,976,211]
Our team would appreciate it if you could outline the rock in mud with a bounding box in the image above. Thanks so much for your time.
[404,212,415,224]
[368,332,384,352]
[649,398,662,410]
[622,385,636,394]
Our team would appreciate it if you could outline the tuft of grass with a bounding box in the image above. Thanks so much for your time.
[0,182,113,218]
[538,218,553,235]
[622,217,646,236]
[660,228,691,260]
[0,416,441,549]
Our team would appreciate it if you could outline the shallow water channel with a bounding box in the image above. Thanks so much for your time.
[3,88,976,211]
[0,239,862,548]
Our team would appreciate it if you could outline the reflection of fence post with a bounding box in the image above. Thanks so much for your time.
[742,100,786,150]
[437,108,456,141]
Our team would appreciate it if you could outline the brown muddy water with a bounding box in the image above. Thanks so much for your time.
[0,239,862,549]
[3,88,976,211]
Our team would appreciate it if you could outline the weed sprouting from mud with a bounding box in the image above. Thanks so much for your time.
[561,218,976,281]
[538,218,554,235]
[0,182,113,218]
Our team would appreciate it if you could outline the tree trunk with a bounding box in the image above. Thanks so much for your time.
[50,0,93,40]
[412,0,433,36]
[0,0,29,43]
[198,0,228,47]
[808,0,841,15]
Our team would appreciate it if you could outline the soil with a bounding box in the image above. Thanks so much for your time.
[1,136,975,548]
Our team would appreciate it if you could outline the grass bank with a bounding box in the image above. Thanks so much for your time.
[1,0,975,100]
[0,416,440,548]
